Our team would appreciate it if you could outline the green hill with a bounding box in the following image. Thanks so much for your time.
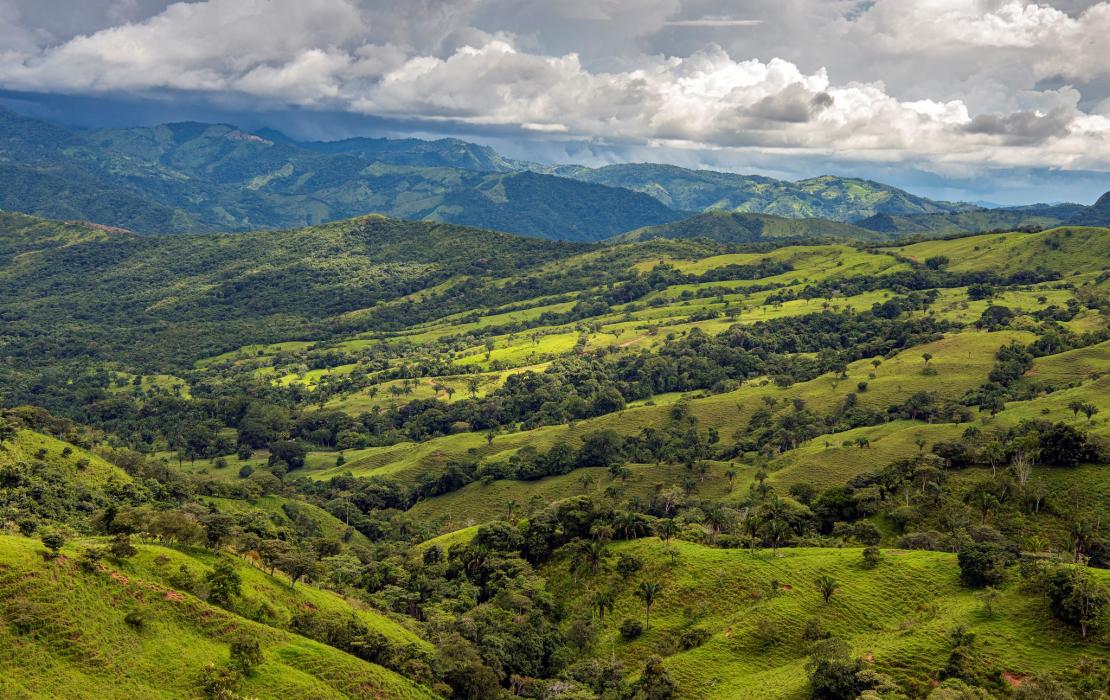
[856,204,1084,236]
[0,535,436,700]
[0,108,680,240]
[564,163,973,221]
[614,211,886,243]
[1068,191,1110,226]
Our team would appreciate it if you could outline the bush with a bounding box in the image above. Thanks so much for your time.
[802,617,830,642]
[679,627,710,650]
[40,531,65,557]
[109,533,137,559]
[229,634,264,675]
[957,542,1013,588]
[753,616,782,647]
[619,618,643,640]
[124,609,146,629]
[238,464,253,479]
[616,552,643,579]
[861,546,882,569]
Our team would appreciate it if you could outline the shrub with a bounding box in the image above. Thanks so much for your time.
[753,616,782,647]
[802,617,830,642]
[124,609,146,630]
[40,531,65,557]
[619,618,643,640]
[957,542,1013,588]
[616,552,643,579]
[109,533,137,560]
[229,634,264,675]
[205,560,242,607]
[679,627,710,650]
[861,546,882,569]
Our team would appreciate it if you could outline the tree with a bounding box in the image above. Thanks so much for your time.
[1080,402,1099,424]
[592,589,615,622]
[1045,567,1109,638]
[205,559,241,607]
[815,574,839,604]
[978,587,999,618]
[655,519,678,542]
[922,352,933,366]
[636,581,662,629]
[279,549,320,589]
[806,637,863,700]
[40,530,65,557]
[575,540,610,576]
[725,468,737,492]
[957,542,1012,588]
[0,419,18,446]
[630,656,677,700]
[268,440,307,470]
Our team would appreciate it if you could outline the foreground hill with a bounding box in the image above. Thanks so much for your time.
[4,213,1110,698]
[0,535,435,700]
[614,211,885,243]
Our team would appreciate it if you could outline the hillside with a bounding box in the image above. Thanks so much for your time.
[1,107,990,240]
[614,211,885,243]
[3,215,1110,699]
[0,108,680,240]
[564,164,973,221]
[1068,192,1110,227]
[855,203,1086,236]
[0,535,436,700]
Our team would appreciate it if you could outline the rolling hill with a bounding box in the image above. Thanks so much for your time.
[561,164,975,221]
[614,211,886,243]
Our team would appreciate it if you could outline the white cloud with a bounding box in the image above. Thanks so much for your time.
[0,0,1107,173]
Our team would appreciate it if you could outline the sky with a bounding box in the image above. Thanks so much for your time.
[0,0,1108,204]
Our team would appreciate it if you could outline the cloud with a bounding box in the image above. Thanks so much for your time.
[0,0,1107,175]
[664,17,763,27]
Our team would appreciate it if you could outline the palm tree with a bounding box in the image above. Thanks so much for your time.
[580,473,595,493]
[1081,403,1099,423]
[592,589,615,622]
[922,352,933,366]
[725,468,737,492]
[636,581,662,629]
[655,518,678,542]
[815,574,838,603]
[575,540,610,576]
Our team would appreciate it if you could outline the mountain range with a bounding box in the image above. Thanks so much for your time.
[0,105,1107,242]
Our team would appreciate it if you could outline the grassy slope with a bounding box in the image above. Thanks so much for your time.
[893,227,1110,275]
[546,539,1110,699]
[0,535,436,700]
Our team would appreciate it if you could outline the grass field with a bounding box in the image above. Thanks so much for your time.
[0,535,436,700]
[545,539,1110,699]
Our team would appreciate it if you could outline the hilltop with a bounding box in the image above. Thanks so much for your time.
[614,211,885,243]
[563,164,974,221]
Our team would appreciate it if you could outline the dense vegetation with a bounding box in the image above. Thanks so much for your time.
[2,205,1110,699]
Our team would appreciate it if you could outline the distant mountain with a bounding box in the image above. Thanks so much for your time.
[613,210,886,243]
[0,108,679,241]
[1067,191,1110,226]
[0,105,1039,241]
[297,135,529,172]
[559,163,974,221]
[856,203,1086,236]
